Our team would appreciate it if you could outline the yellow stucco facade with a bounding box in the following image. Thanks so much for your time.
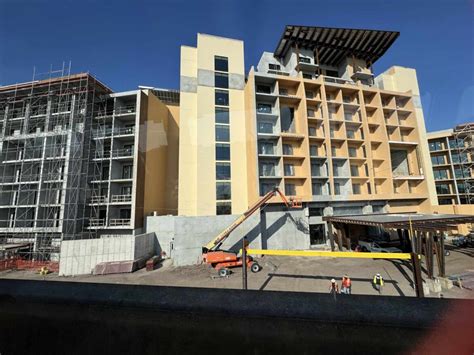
[178,34,248,216]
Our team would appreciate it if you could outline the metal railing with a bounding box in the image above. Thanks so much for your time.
[111,148,134,158]
[95,105,136,118]
[111,194,132,203]
[109,218,131,227]
[1,174,40,183]
[92,126,135,138]
[90,195,108,204]
[114,126,135,135]
[89,218,106,227]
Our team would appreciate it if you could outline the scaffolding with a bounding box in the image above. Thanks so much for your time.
[0,64,112,261]
[453,123,474,204]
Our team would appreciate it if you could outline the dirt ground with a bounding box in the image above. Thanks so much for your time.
[2,247,473,299]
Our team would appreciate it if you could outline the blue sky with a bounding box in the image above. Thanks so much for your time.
[0,0,472,131]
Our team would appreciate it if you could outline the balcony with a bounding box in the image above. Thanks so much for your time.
[110,194,132,203]
[111,148,134,158]
[89,218,106,227]
[109,218,131,227]
[90,195,108,204]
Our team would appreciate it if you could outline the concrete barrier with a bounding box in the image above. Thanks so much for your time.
[1,279,473,354]
[59,233,155,276]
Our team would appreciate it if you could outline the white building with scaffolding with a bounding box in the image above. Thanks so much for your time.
[0,69,179,261]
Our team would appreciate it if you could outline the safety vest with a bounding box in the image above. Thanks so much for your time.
[373,275,384,286]
[342,278,351,288]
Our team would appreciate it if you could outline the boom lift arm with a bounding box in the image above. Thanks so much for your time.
[202,187,301,276]
[203,187,298,253]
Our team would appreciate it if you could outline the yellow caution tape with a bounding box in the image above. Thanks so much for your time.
[246,249,411,260]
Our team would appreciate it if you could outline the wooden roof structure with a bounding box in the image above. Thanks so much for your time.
[274,25,399,66]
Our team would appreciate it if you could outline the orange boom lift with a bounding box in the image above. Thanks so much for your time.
[202,187,301,276]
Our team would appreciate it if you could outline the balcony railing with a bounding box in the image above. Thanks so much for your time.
[1,174,40,183]
[109,218,131,227]
[89,218,106,227]
[112,148,134,158]
[90,195,108,204]
[111,194,132,203]
[92,126,135,138]
[96,105,136,118]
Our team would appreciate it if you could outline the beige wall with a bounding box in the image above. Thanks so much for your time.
[178,34,247,216]
[178,46,198,215]
[376,66,438,210]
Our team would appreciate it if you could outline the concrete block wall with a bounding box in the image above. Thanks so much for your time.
[146,208,311,267]
[59,233,155,276]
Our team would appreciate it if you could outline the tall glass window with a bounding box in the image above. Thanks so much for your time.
[215,56,228,72]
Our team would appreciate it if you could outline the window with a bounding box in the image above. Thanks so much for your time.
[284,164,295,176]
[331,146,337,156]
[309,126,317,136]
[326,70,339,77]
[302,73,312,79]
[269,63,281,71]
[343,95,352,103]
[279,88,288,96]
[305,91,315,99]
[310,145,318,156]
[215,90,229,106]
[216,144,230,160]
[283,144,293,155]
[260,182,276,196]
[257,103,272,113]
[312,183,322,195]
[216,182,231,200]
[334,182,341,195]
[215,73,229,89]
[347,130,355,139]
[122,186,132,196]
[216,107,229,124]
[280,106,295,133]
[344,112,353,121]
[438,198,453,205]
[215,125,230,142]
[367,182,372,194]
[120,209,131,219]
[216,163,231,180]
[449,139,463,149]
[260,162,276,176]
[257,85,271,94]
[350,165,359,176]
[257,121,274,134]
[434,169,448,180]
[458,183,466,194]
[102,166,109,180]
[349,147,357,157]
[330,128,335,138]
[299,56,311,64]
[216,202,231,215]
[436,184,450,195]
[429,141,443,151]
[285,183,296,196]
[352,183,361,194]
[258,142,274,155]
[311,163,322,176]
[333,162,343,176]
[214,56,228,72]
[431,155,446,165]
[122,165,133,179]
[307,109,315,117]
[452,153,468,163]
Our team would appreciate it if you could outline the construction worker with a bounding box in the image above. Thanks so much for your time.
[373,273,384,294]
[329,278,339,296]
[341,274,352,295]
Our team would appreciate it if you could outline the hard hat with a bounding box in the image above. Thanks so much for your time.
[343,274,348,278]
[331,278,336,283]
[376,273,381,276]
